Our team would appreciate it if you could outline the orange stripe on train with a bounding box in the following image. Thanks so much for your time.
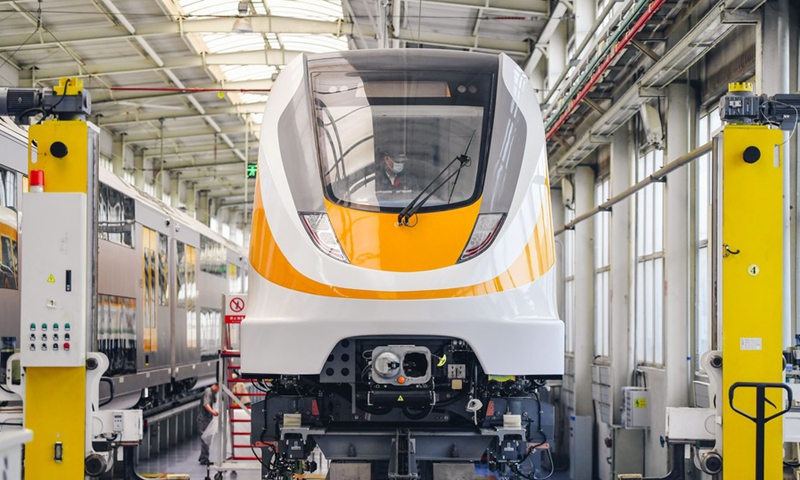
[249,181,555,300]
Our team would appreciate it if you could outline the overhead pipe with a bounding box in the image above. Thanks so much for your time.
[545,0,667,141]
[108,86,270,93]
[555,141,711,235]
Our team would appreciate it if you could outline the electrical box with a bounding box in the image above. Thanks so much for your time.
[621,387,650,429]
[20,193,87,367]
[569,414,592,480]
[611,427,644,478]
[91,410,142,443]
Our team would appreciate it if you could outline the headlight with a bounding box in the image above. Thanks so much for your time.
[459,213,505,262]
[299,213,350,263]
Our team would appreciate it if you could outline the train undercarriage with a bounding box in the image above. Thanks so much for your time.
[249,337,556,480]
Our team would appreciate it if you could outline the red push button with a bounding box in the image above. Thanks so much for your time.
[63,342,70,351]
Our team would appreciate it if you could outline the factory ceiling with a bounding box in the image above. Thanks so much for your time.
[0,0,549,208]
[0,0,763,208]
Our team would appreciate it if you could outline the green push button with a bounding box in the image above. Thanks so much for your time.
[41,324,47,331]
[53,323,59,330]
[29,323,35,331]
[64,323,71,331]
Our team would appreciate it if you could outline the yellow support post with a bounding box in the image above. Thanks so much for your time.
[23,117,98,479]
[721,125,784,480]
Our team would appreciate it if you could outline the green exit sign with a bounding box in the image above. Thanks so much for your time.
[246,163,257,179]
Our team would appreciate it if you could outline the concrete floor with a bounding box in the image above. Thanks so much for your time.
[137,437,261,480]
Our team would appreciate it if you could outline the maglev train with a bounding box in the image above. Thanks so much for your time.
[0,117,248,408]
[241,49,563,479]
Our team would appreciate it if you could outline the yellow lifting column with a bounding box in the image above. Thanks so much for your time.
[20,77,99,479]
[719,122,785,480]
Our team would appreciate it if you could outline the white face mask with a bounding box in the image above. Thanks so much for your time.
[392,162,404,173]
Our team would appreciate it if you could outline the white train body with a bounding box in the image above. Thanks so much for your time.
[241,50,563,479]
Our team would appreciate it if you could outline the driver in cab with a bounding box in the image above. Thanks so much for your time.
[376,150,416,194]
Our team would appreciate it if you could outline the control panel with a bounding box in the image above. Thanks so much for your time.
[20,193,87,367]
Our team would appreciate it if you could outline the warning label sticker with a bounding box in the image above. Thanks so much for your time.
[740,338,762,351]
[47,274,56,283]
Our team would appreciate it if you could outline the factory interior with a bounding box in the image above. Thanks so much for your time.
[0,0,798,479]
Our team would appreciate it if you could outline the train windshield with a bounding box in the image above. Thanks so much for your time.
[312,70,493,212]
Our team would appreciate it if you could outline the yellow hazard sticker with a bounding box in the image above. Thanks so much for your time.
[397,396,404,402]
[437,354,447,367]
[47,274,56,283]
[634,398,647,408]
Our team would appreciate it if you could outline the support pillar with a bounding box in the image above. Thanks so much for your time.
[574,0,596,48]
[546,22,567,95]
[169,172,180,208]
[573,166,595,417]
[609,125,633,424]
[197,190,209,226]
[759,0,793,348]
[111,133,126,178]
[133,148,145,189]
[185,182,196,218]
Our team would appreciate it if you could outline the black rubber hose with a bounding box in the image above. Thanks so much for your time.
[99,377,115,408]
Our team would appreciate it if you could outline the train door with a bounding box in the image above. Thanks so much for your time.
[142,227,171,369]
[174,238,199,370]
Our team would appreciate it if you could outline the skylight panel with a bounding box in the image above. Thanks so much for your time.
[239,93,269,105]
[203,33,266,53]
[267,0,342,22]
[279,34,348,53]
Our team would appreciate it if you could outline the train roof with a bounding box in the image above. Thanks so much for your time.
[306,49,501,73]
[99,168,246,255]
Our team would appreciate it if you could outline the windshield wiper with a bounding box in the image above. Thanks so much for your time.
[397,131,475,226]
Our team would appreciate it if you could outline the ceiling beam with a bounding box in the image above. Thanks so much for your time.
[143,143,254,158]
[19,50,303,82]
[408,0,548,16]
[91,80,273,105]
[124,124,258,143]
[194,178,255,190]
[0,16,370,51]
[396,29,529,55]
[208,190,255,199]
[163,156,244,169]
[177,168,251,181]
[97,103,266,127]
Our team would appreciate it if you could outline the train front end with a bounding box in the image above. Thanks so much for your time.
[242,50,563,479]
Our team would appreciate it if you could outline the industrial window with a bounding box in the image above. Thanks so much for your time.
[594,178,611,358]
[229,263,244,294]
[634,148,665,365]
[142,227,159,352]
[564,205,576,354]
[200,308,221,360]
[97,294,136,375]
[0,167,16,210]
[100,156,113,172]
[200,235,228,277]
[695,109,719,371]
[98,183,135,248]
[158,233,169,306]
[177,242,198,350]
